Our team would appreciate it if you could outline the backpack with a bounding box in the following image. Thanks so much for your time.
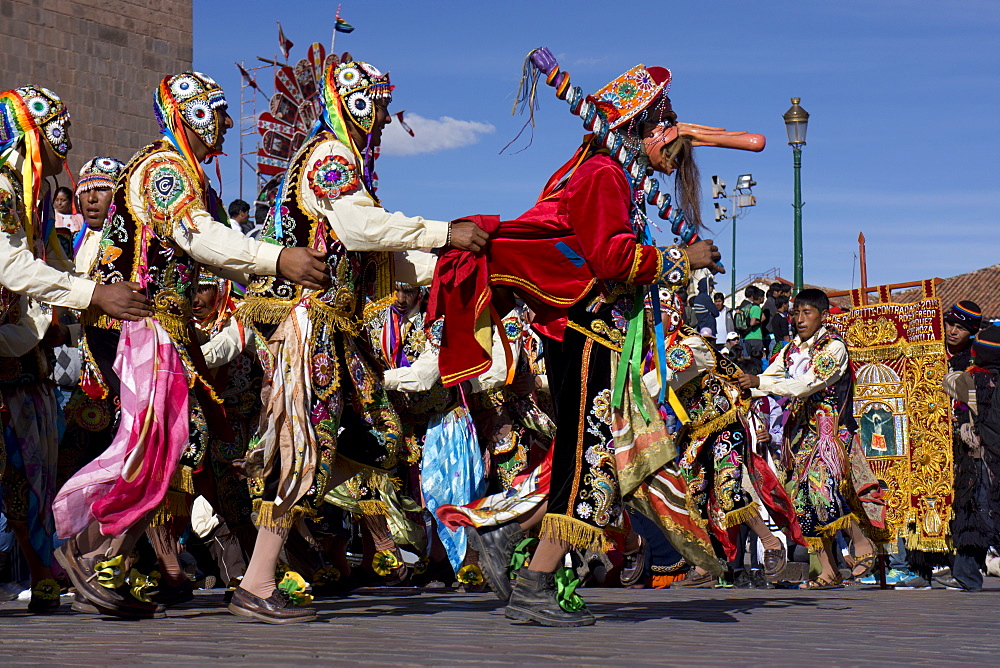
[733,301,754,335]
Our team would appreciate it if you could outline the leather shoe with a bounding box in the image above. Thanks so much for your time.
[228,587,318,624]
[763,547,787,577]
[26,578,61,614]
[934,574,982,592]
[55,538,164,618]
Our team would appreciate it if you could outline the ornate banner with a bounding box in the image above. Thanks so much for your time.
[827,297,953,552]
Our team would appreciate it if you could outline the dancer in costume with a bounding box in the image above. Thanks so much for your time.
[52,71,329,619]
[73,157,125,274]
[192,270,261,560]
[432,49,763,626]
[233,53,488,624]
[739,289,879,589]
[0,296,62,613]
[0,87,150,328]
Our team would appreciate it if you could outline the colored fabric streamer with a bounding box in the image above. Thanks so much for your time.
[53,319,190,537]
[435,446,553,531]
[420,404,485,574]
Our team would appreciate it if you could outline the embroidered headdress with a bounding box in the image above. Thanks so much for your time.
[76,156,125,195]
[590,65,672,133]
[153,72,228,181]
[321,60,392,138]
[0,85,71,244]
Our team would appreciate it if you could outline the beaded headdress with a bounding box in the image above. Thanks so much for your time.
[76,156,125,195]
[153,72,228,183]
[0,85,71,246]
[321,60,392,136]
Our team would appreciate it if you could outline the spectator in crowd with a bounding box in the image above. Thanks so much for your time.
[228,198,253,234]
[691,275,719,338]
[714,292,734,348]
[770,296,791,354]
[738,285,766,372]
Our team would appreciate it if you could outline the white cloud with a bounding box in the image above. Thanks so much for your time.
[380,113,495,157]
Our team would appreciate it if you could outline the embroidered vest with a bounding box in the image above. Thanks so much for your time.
[84,141,216,345]
[239,131,394,332]
[674,327,746,439]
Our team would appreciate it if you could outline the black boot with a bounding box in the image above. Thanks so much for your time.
[465,523,524,602]
[504,567,595,627]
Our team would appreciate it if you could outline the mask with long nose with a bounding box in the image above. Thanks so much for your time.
[644,121,765,174]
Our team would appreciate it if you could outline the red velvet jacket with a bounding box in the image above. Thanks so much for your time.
[430,151,687,385]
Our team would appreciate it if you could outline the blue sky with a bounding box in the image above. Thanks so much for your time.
[195,0,1000,291]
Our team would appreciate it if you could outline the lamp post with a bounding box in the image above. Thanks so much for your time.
[783,97,809,293]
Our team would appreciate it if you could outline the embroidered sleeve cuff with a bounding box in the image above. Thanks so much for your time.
[253,241,284,276]
[656,245,691,288]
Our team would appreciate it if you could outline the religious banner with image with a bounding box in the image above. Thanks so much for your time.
[826,283,953,552]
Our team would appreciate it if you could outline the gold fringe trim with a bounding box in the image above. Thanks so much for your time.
[723,501,761,529]
[362,295,394,325]
[252,498,310,529]
[905,530,952,553]
[170,466,194,494]
[805,536,828,553]
[153,311,190,344]
[236,299,295,326]
[801,513,861,554]
[536,514,611,553]
[148,490,191,526]
[357,500,389,517]
[309,299,360,335]
[688,410,740,441]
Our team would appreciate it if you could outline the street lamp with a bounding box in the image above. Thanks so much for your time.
[783,97,809,293]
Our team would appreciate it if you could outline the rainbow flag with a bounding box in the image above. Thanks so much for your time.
[335,16,354,33]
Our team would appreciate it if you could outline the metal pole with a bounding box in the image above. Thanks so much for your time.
[792,146,803,293]
[731,217,737,311]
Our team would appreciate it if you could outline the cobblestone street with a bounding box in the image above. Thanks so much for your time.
[1,580,997,665]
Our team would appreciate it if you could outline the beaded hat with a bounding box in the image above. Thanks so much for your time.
[154,72,229,150]
[590,65,672,131]
[76,156,125,195]
[322,60,392,135]
[0,85,70,160]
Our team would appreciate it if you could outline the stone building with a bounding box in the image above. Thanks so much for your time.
[0,0,193,174]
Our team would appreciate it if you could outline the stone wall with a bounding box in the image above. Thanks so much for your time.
[0,0,192,175]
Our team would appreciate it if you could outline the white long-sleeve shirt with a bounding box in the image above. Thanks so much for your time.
[0,150,96,309]
[755,326,848,399]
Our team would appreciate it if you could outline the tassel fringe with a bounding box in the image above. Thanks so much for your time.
[170,466,194,494]
[357,500,389,517]
[148,490,191,526]
[723,501,761,529]
[536,514,611,553]
[252,498,310,529]
[236,299,295,326]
